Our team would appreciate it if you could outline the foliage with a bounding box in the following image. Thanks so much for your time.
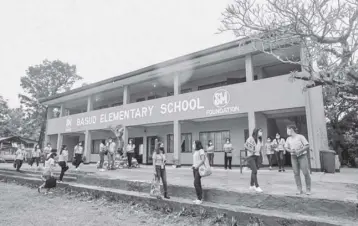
[19,59,82,146]
[220,0,358,101]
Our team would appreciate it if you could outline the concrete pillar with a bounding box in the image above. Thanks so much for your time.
[143,131,148,164]
[305,86,328,170]
[87,96,93,112]
[123,86,129,105]
[56,134,63,154]
[59,104,66,117]
[84,130,92,163]
[173,120,181,167]
[123,126,129,153]
[174,74,181,95]
[245,54,254,82]
[248,111,256,136]
[256,112,268,164]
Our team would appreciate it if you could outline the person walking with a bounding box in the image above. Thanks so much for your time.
[223,138,233,170]
[264,137,274,170]
[206,140,215,167]
[30,144,41,168]
[38,153,57,194]
[272,133,286,172]
[284,125,311,195]
[14,146,26,172]
[152,142,170,199]
[126,139,135,168]
[73,142,84,170]
[98,140,107,171]
[107,138,116,170]
[43,143,52,167]
[192,140,205,205]
[58,145,69,183]
[245,128,264,193]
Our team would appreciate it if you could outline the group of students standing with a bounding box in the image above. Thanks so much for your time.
[151,124,312,204]
[97,138,136,171]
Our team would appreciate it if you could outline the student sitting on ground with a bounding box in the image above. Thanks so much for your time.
[38,153,57,194]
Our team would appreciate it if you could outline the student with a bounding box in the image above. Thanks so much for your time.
[265,137,274,170]
[285,125,311,195]
[192,140,205,205]
[30,144,41,168]
[107,138,116,170]
[152,142,170,199]
[223,138,233,170]
[126,139,135,168]
[245,128,264,193]
[74,142,84,170]
[98,140,107,171]
[272,133,286,172]
[38,153,57,194]
[14,146,26,172]
[206,140,215,167]
[58,145,69,183]
[43,143,52,166]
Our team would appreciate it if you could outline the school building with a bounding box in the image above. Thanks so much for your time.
[40,38,328,170]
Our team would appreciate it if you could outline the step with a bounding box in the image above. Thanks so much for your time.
[0,173,355,226]
[0,168,82,178]
[0,169,77,182]
[75,173,358,221]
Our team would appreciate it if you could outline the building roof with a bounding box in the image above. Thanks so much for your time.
[0,136,37,144]
[39,38,252,104]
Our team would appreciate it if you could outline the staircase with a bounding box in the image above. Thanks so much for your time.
[0,167,356,226]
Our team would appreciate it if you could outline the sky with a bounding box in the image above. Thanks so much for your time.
[0,0,235,108]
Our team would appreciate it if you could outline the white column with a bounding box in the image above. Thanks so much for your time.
[245,54,254,82]
[174,74,181,95]
[56,134,63,155]
[59,104,66,117]
[173,120,181,167]
[44,106,53,149]
[87,96,93,112]
[248,111,256,136]
[123,85,129,105]
[84,130,92,163]
[143,131,147,164]
[123,126,128,153]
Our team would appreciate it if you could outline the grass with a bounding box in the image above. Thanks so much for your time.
[0,181,254,226]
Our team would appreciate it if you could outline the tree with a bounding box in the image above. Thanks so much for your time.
[220,0,358,100]
[19,59,82,147]
[0,96,11,137]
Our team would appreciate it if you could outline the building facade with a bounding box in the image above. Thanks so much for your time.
[40,39,328,170]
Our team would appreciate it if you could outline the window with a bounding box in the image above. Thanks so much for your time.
[166,133,192,153]
[91,140,103,154]
[199,130,230,152]
[111,102,123,107]
[167,88,193,96]
[136,97,146,102]
[198,81,227,91]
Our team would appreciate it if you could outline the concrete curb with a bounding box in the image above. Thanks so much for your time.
[0,173,349,226]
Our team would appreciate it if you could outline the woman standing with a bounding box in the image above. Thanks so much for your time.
[223,138,233,170]
[152,142,170,199]
[30,144,41,168]
[245,128,264,193]
[272,133,286,172]
[58,145,69,183]
[74,142,84,170]
[264,137,274,170]
[192,140,205,204]
[38,153,57,194]
[126,139,135,168]
[206,140,215,167]
[284,125,311,195]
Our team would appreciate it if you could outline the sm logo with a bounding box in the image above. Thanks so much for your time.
[213,89,230,108]
[66,118,72,128]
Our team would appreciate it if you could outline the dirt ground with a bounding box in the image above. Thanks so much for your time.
[0,182,241,226]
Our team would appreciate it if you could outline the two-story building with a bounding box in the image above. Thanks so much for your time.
[40,38,328,170]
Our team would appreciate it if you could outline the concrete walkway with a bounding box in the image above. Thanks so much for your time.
[1,163,357,202]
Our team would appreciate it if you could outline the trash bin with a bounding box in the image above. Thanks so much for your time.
[319,150,336,173]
